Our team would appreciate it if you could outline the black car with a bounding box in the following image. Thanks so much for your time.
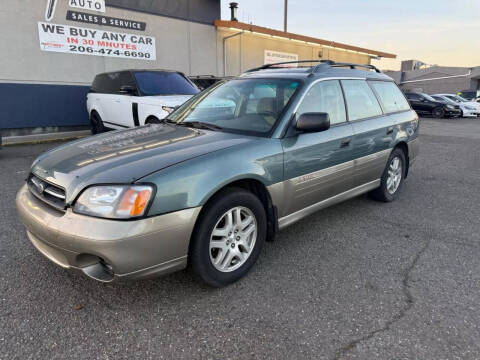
[431,95,462,117]
[189,75,229,90]
[405,92,461,118]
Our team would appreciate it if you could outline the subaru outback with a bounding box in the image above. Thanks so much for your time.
[17,60,419,287]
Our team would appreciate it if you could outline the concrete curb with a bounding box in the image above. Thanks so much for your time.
[2,130,91,145]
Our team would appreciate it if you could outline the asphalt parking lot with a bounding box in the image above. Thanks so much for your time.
[1,117,480,360]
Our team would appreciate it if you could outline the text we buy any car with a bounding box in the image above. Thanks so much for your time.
[41,23,153,48]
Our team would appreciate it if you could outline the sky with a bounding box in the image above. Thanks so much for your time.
[220,0,480,70]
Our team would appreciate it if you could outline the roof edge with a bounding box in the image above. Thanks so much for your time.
[214,20,396,59]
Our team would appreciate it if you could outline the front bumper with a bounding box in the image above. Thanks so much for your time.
[461,109,478,117]
[445,109,462,117]
[16,184,201,282]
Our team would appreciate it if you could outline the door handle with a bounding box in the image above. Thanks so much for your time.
[386,127,394,135]
[340,138,351,148]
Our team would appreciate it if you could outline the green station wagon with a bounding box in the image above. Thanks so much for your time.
[16,60,419,287]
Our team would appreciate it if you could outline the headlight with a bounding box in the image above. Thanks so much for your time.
[447,105,454,109]
[465,105,475,110]
[74,185,154,219]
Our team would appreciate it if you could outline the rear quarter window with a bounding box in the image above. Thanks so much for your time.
[91,74,110,93]
[370,81,410,113]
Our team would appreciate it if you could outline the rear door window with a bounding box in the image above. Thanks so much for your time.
[369,81,410,113]
[91,72,135,94]
[134,71,199,96]
[406,93,421,101]
[341,80,383,121]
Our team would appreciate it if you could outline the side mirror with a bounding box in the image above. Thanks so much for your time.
[119,85,136,95]
[296,112,330,133]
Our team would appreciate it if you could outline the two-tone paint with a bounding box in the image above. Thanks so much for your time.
[17,66,419,282]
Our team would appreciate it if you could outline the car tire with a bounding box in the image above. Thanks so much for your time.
[90,112,105,134]
[145,116,161,125]
[189,187,266,287]
[369,148,406,202]
[432,107,445,118]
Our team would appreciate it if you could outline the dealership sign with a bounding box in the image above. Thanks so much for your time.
[69,0,105,13]
[264,50,298,67]
[66,10,147,31]
[38,22,156,60]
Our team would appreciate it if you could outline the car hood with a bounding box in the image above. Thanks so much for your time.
[31,124,256,203]
[463,101,480,110]
[139,94,193,106]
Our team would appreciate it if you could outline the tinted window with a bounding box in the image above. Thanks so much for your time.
[341,80,382,120]
[134,71,199,96]
[432,96,455,105]
[91,74,111,93]
[168,79,300,136]
[91,72,135,93]
[297,80,346,125]
[406,93,421,101]
[370,81,410,113]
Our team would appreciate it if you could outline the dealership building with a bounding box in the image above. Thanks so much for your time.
[0,0,395,136]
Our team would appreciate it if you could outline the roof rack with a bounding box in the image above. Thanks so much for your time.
[312,61,381,73]
[245,60,327,72]
[245,59,381,74]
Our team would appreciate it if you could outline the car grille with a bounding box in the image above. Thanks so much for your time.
[454,105,460,109]
[27,174,66,211]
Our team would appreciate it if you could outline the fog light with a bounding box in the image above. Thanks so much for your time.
[81,256,115,282]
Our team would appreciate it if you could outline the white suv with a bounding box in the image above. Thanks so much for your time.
[433,93,480,117]
[87,70,199,133]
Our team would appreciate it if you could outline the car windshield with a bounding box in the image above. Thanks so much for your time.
[454,95,469,102]
[435,96,455,105]
[134,71,199,96]
[167,78,301,136]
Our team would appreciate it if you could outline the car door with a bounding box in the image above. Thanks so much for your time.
[107,71,136,128]
[345,80,408,188]
[280,80,355,217]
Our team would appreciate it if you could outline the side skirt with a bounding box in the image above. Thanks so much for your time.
[277,179,380,230]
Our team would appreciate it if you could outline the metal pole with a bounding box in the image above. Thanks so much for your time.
[284,0,288,32]
[223,31,244,76]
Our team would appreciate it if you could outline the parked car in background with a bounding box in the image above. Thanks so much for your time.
[87,70,200,133]
[17,60,419,287]
[189,75,229,90]
[456,91,477,101]
[405,92,460,118]
[433,94,480,117]
[431,95,477,118]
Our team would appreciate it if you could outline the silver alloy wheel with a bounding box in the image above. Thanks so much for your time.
[209,206,257,273]
[386,156,402,194]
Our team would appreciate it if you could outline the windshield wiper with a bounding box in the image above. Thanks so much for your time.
[177,121,223,131]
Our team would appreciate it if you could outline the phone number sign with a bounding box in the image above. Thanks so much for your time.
[38,22,156,60]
